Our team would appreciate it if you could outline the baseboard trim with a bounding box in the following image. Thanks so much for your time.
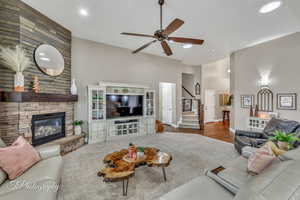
[229,128,236,134]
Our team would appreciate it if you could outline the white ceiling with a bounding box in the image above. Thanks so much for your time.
[21,0,300,65]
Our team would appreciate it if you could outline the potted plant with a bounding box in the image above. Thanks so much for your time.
[73,120,83,136]
[0,45,30,92]
[137,146,145,158]
[269,130,300,150]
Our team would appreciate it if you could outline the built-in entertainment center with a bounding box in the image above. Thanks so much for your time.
[87,82,155,144]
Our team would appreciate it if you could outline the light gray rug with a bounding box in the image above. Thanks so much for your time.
[58,133,239,200]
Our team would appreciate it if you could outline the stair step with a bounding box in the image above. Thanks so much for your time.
[182,120,199,124]
[182,112,195,115]
[179,123,200,129]
[182,115,198,119]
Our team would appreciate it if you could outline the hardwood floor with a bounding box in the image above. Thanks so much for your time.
[163,121,234,143]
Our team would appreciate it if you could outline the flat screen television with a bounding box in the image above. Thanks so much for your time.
[106,95,144,119]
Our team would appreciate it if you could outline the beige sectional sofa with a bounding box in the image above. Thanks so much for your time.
[0,139,63,200]
[160,147,300,200]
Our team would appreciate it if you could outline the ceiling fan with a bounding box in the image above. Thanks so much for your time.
[121,0,204,56]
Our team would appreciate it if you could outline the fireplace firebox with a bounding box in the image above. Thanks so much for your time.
[31,112,65,146]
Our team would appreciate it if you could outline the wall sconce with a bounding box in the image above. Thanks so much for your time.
[260,75,270,89]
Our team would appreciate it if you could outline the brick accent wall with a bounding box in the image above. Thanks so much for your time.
[0,102,74,145]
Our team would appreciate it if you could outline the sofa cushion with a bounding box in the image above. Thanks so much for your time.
[0,156,62,197]
[263,118,300,136]
[234,159,300,200]
[0,169,7,186]
[160,176,234,200]
[0,137,41,180]
[217,167,251,193]
[0,179,59,200]
[208,156,251,194]
[0,140,8,185]
[280,146,300,161]
[0,139,6,148]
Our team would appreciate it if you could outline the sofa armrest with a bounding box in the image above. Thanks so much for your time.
[235,130,267,139]
[36,145,61,160]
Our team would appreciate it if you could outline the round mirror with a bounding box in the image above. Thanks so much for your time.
[34,44,65,76]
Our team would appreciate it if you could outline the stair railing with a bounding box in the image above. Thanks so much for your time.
[182,85,204,130]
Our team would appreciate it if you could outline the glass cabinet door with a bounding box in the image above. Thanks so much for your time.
[145,91,155,116]
[91,89,105,120]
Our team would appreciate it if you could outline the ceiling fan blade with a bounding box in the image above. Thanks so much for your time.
[132,40,157,54]
[168,37,204,45]
[162,18,184,36]
[161,41,173,56]
[121,32,155,38]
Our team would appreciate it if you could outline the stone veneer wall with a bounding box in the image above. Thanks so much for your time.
[0,0,72,94]
[0,1,75,146]
[0,102,74,145]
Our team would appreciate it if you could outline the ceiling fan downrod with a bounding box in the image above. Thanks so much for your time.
[159,0,165,31]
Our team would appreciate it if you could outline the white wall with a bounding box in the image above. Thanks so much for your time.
[202,57,230,120]
[71,37,200,129]
[231,32,300,130]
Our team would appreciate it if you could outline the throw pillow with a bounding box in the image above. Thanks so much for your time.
[248,143,276,175]
[265,141,286,156]
[0,136,41,180]
[0,168,7,185]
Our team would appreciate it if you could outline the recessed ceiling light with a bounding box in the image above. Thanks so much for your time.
[79,8,89,17]
[259,1,282,14]
[183,43,193,49]
[227,69,231,73]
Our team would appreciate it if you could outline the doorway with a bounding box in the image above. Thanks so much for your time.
[159,82,176,126]
[204,89,216,123]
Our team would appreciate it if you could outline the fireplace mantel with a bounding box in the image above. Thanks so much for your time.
[0,92,78,103]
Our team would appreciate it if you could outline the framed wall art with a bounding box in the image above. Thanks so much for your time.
[241,95,254,108]
[277,93,297,110]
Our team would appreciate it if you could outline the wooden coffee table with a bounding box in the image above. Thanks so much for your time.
[98,147,172,196]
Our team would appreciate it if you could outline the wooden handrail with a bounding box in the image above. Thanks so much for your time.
[182,85,195,99]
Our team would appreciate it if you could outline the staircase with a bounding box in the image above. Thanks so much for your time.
[179,111,200,129]
[179,86,204,130]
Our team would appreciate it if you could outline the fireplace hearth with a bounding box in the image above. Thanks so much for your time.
[32,112,66,146]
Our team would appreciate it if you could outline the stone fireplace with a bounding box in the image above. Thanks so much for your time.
[32,112,66,146]
[0,92,85,155]
[0,92,77,145]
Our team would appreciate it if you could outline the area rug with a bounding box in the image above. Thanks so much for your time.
[58,132,239,200]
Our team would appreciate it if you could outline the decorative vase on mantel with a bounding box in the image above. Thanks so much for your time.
[70,79,77,95]
[0,45,30,92]
[14,72,24,92]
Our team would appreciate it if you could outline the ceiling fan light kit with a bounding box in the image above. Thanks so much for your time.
[121,0,204,56]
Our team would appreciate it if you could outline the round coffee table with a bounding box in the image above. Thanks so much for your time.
[98,147,172,196]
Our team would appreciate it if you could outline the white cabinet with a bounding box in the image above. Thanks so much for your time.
[144,90,156,135]
[87,83,156,144]
[88,86,106,144]
[248,117,270,131]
